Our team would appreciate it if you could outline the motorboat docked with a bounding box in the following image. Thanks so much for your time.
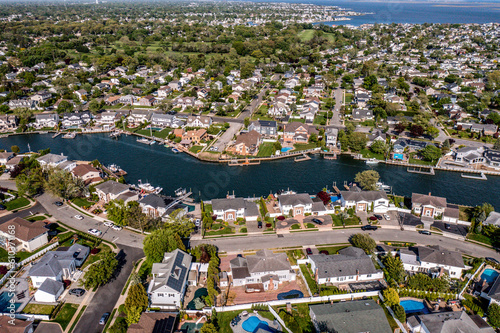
[149,140,156,145]
[137,138,151,144]
[175,188,186,196]
[365,158,379,164]
[109,131,121,138]
[132,180,163,194]
[172,148,180,153]
[108,164,121,173]
[62,132,76,139]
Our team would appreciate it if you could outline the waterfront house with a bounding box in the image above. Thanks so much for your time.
[248,120,277,137]
[309,299,392,333]
[484,149,500,170]
[0,114,18,131]
[34,113,59,129]
[95,180,137,203]
[283,122,318,144]
[127,110,151,125]
[0,217,48,252]
[37,153,75,171]
[411,193,459,222]
[308,247,384,285]
[95,111,117,130]
[483,211,500,227]
[407,311,494,333]
[211,197,259,222]
[229,249,296,291]
[454,146,486,165]
[228,130,262,156]
[0,152,14,165]
[138,194,186,219]
[278,193,313,216]
[61,111,91,128]
[9,99,36,110]
[325,127,338,147]
[186,115,212,128]
[151,113,182,128]
[148,249,192,310]
[400,245,465,278]
[71,164,101,185]
[182,129,207,145]
[128,312,176,333]
[340,191,390,213]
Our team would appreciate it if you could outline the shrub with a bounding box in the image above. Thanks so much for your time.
[0,266,8,275]
[349,233,376,253]
[90,248,101,255]
[392,304,406,323]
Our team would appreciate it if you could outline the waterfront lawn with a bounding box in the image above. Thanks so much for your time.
[189,145,204,153]
[152,128,171,139]
[293,143,317,151]
[52,303,79,330]
[409,153,435,166]
[22,303,55,315]
[5,197,30,211]
[257,142,276,157]
[71,197,94,209]
[316,245,349,255]
[360,148,384,160]
[331,214,361,226]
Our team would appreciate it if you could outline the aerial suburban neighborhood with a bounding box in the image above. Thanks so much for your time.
[0,1,499,333]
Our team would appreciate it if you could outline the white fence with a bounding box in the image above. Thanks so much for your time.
[20,242,59,266]
[14,313,50,321]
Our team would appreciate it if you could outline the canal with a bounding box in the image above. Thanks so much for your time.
[1,133,498,208]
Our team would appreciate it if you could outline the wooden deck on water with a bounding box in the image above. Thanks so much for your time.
[294,154,311,162]
[407,167,435,175]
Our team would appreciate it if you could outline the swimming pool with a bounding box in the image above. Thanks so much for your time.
[242,316,273,333]
[400,300,430,314]
[482,268,500,284]
[281,147,293,153]
[393,153,404,160]
[0,292,21,313]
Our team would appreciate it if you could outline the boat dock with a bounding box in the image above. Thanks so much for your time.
[407,167,435,175]
[461,172,487,180]
[228,159,261,166]
[52,132,62,139]
[294,154,311,162]
[62,132,76,139]
[322,152,337,160]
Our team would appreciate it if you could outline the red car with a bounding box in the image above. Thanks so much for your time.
[306,248,313,255]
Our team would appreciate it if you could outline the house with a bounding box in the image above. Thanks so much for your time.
[95,180,137,203]
[34,279,64,303]
[139,194,176,219]
[127,110,151,125]
[248,120,277,137]
[267,102,289,118]
[309,300,393,333]
[368,130,386,146]
[278,193,313,216]
[0,114,18,131]
[0,315,34,333]
[95,111,117,130]
[211,197,260,222]
[0,217,49,252]
[400,245,465,278]
[340,191,390,213]
[186,115,212,128]
[105,95,121,106]
[483,211,500,227]
[352,109,374,121]
[393,138,429,153]
[37,153,75,171]
[61,112,91,128]
[30,90,52,104]
[182,129,207,145]
[228,130,262,156]
[471,123,498,136]
[9,100,36,110]
[147,249,192,310]
[407,311,494,333]
[454,146,486,165]
[157,86,172,98]
[484,149,500,170]
[71,164,101,185]
[308,247,383,284]
[29,243,90,287]
[168,81,182,91]
[0,152,14,165]
[34,113,59,128]
[119,95,137,105]
[325,127,338,147]
[140,95,157,107]
[127,312,176,333]
[283,122,318,144]
[229,249,296,291]
[411,193,459,222]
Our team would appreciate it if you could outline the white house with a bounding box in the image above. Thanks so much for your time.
[308,247,384,285]
[34,113,59,128]
[148,249,192,310]
[34,279,64,303]
[412,193,459,223]
[278,193,313,216]
[0,217,48,253]
[36,153,76,171]
[94,180,137,203]
[211,197,259,222]
[400,245,466,278]
[340,191,390,213]
[186,115,212,128]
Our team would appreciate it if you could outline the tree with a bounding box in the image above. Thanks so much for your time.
[426,126,439,138]
[143,229,184,263]
[348,132,368,152]
[11,145,20,154]
[421,144,442,162]
[370,140,386,154]
[244,117,250,128]
[56,100,73,114]
[410,124,424,137]
[125,283,148,324]
[383,254,406,284]
[45,169,86,199]
[108,317,128,333]
[488,303,500,328]
[392,304,406,323]
[349,233,376,254]
[83,251,118,289]
[383,288,400,307]
[106,200,128,225]
[200,323,218,333]
[125,306,142,325]
[354,170,380,191]
[494,138,500,150]
[88,99,102,113]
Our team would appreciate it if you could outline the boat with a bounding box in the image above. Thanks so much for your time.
[109,131,121,138]
[137,138,151,144]
[135,180,163,194]
[365,158,379,164]
[62,132,76,139]
[461,172,487,180]
[149,140,156,145]
[175,188,186,196]
[172,148,180,153]
[108,164,121,173]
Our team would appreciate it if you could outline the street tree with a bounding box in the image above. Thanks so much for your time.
[83,251,118,289]
[349,233,376,254]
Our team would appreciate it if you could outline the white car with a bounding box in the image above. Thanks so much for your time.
[103,222,114,228]
[87,229,102,236]
[74,215,84,220]
[111,225,122,231]
[384,214,390,220]
[195,219,201,227]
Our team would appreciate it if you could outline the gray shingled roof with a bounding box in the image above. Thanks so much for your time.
[139,194,174,209]
[278,193,313,206]
[409,311,494,333]
[418,245,465,268]
[211,198,259,217]
[246,249,292,274]
[340,191,388,202]
[412,193,447,208]
[309,300,392,333]
[38,279,64,296]
[95,180,129,195]
[484,212,500,226]
[150,249,192,293]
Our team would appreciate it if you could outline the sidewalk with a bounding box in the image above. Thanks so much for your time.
[64,289,96,333]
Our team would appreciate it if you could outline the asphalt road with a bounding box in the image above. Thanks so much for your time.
[0,201,47,224]
[330,82,344,127]
[192,228,500,260]
[73,244,144,333]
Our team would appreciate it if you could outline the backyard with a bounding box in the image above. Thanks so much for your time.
[257,142,276,157]
[51,303,79,330]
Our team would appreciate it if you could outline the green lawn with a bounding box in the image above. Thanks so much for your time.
[298,29,315,42]
[22,303,55,315]
[26,215,48,222]
[409,156,436,166]
[71,198,94,209]
[205,226,235,236]
[299,264,318,295]
[189,145,204,153]
[293,143,317,151]
[316,245,350,254]
[68,305,86,333]
[313,113,327,125]
[331,214,361,226]
[360,148,384,160]
[5,197,30,211]
[467,233,493,246]
[345,93,353,104]
[52,303,79,330]
[257,142,276,157]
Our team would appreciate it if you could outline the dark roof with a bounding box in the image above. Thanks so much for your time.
[417,245,465,268]
[309,300,392,333]
[340,191,388,202]
[412,193,447,208]
[278,193,313,206]
[38,279,64,296]
[254,120,277,128]
[246,250,292,274]
[139,194,175,209]
[127,312,176,333]
[409,311,494,333]
[0,217,47,242]
[95,180,129,195]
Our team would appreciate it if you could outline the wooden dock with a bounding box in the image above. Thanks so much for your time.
[407,167,435,175]
[228,159,261,166]
[461,172,487,180]
[52,132,62,139]
[294,154,311,162]
[323,153,337,160]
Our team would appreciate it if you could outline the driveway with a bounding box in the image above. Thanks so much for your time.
[73,245,144,333]
[34,322,63,333]
[0,202,47,224]
[212,122,242,152]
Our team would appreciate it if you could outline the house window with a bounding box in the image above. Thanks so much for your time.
[367,274,372,278]
[168,294,175,297]
[158,293,164,297]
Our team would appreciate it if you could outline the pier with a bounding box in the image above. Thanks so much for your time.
[407,167,435,175]
[228,159,261,166]
[461,172,487,180]
[52,132,62,139]
[294,154,311,162]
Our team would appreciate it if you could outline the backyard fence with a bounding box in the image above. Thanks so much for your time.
[20,242,59,266]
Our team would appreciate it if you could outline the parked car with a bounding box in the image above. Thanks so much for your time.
[486,257,500,264]
[74,215,84,220]
[257,221,262,228]
[103,222,114,228]
[54,201,63,206]
[195,219,201,227]
[112,225,122,231]
[69,288,85,297]
[383,214,390,220]
[444,223,451,230]
[361,225,378,231]
[0,204,5,211]
[311,218,323,225]
[419,230,431,235]
[99,312,110,325]
[374,214,383,220]
[88,229,102,236]
[306,248,313,255]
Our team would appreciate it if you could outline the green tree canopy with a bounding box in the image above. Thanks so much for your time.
[143,229,185,263]
[349,233,376,254]
[354,170,380,191]
[420,144,442,162]
[83,251,118,289]
[383,288,400,307]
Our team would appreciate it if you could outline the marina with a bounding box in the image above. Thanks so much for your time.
[62,132,76,139]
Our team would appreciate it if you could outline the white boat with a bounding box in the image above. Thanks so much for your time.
[62,132,76,139]
[172,148,180,153]
[109,131,121,138]
[175,188,186,196]
[149,140,156,145]
[108,164,121,173]
[365,158,379,164]
[137,138,151,144]
[136,180,162,193]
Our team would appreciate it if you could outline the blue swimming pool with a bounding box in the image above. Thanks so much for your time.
[482,268,500,284]
[0,292,21,313]
[393,153,404,160]
[400,300,430,314]
[281,147,293,153]
[242,316,273,333]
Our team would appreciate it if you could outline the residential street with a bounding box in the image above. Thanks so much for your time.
[73,244,144,333]
[330,80,344,127]
[192,228,500,259]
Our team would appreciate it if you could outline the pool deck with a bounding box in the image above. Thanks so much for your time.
[0,278,31,313]
[231,312,281,333]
